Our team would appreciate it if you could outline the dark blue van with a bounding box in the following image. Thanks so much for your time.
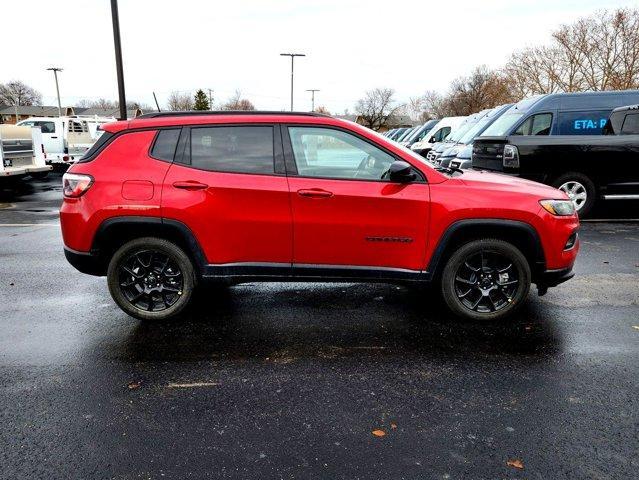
[479,90,639,137]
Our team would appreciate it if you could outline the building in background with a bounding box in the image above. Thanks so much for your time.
[0,105,143,124]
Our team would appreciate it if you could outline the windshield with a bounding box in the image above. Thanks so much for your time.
[397,127,415,141]
[446,120,477,143]
[458,115,494,144]
[405,125,427,142]
[480,112,524,137]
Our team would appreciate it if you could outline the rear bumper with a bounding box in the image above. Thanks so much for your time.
[64,247,104,276]
[1,167,28,177]
[26,165,52,174]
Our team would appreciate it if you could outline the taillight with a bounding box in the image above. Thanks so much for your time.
[502,144,520,168]
[62,173,93,198]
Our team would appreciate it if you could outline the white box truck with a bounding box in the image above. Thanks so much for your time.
[0,125,52,180]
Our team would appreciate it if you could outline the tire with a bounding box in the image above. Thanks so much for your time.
[551,172,596,217]
[30,171,49,180]
[107,237,196,321]
[440,239,531,321]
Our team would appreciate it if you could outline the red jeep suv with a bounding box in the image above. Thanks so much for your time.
[60,112,579,321]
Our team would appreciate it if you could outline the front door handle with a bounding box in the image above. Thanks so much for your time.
[297,188,333,198]
[173,181,209,191]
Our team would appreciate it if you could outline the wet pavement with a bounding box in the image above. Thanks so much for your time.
[0,172,638,479]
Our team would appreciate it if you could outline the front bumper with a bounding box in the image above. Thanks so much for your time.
[540,267,574,287]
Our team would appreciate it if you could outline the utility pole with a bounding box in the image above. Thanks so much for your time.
[110,0,127,120]
[305,89,320,112]
[207,88,213,109]
[46,67,63,116]
[280,53,305,111]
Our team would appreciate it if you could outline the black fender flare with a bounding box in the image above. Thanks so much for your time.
[424,219,546,280]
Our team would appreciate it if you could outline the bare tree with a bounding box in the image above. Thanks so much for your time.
[167,91,193,111]
[445,66,517,115]
[76,98,118,109]
[0,80,42,106]
[315,105,330,115]
[222,90,256,110]
[354,88,402,130]
[505,8,639,95]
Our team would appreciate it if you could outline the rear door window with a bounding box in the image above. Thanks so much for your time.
[513,113,552,136]
[620,113,639,134]
[189,126,275,174]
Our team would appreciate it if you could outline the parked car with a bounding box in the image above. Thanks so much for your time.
[394,127,417,143]
[410,116,466,156]
[17,115,115,165]
[478,90,639,140]
[427,111,489,163]
[61,111,579,322]
[471,104,639,216]
[437,104,512,168]
[387,127,409,140]
[399,119,439,147]
[0,124,52,181]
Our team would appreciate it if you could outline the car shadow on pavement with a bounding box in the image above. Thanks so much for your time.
[114,282,565,364]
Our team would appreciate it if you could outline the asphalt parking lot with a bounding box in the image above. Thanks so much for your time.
[1,172,638,479]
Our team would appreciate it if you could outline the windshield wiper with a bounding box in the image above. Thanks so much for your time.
[435,166,464,175]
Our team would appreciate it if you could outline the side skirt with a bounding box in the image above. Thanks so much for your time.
[201,262,428,284]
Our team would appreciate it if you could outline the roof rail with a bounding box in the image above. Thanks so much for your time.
[135,110,330,120]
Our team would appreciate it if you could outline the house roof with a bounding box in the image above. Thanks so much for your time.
[0,105,141,119]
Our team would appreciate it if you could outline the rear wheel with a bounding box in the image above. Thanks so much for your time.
[551,172,596,217]
[441,239,531,321]
[107,237,195,321]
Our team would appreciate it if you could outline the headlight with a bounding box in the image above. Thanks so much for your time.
[540,199,576,216]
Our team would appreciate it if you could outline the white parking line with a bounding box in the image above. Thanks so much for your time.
[0,223,59,227]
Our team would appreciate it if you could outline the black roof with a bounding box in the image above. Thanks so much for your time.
[135,110,330,119]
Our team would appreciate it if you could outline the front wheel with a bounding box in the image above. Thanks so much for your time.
[107,237,196,321]
[441,239,531,321]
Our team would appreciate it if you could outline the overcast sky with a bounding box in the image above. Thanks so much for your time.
[3,0,637,113]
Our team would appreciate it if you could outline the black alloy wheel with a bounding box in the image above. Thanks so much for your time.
[441,239,531,321]
[453,249,519,313]
[118,249,184,312]
[107,237,195,321]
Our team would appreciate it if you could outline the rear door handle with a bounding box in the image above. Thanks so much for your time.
[173,181,209,190]
[297,188,333,198]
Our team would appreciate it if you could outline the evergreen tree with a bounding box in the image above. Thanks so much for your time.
[193,89,210,110]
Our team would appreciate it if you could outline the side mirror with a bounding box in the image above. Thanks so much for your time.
[389,160,416,183]
[428,136,436,144]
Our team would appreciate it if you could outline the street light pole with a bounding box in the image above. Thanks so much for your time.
[110,0,127,120]
[305,89,320,112]
[280,53,305,111]
[46,67,63,116]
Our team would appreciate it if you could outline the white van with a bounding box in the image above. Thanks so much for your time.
[410,116,466,156]
[16,115,115,164]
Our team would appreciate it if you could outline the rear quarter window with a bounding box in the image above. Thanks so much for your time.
[620,113,639,134]
[150,129,181,161]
